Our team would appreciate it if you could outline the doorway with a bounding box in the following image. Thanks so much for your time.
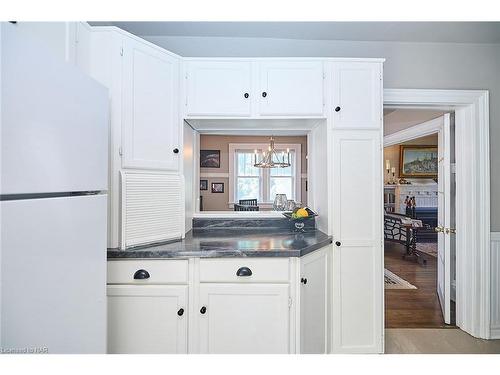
[383,88,491,340]
[383,109,455,328]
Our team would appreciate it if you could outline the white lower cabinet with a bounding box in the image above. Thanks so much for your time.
[300,247,328,353]
[107,285,188,354]
[106,251,331,354]
[197,283,290,354]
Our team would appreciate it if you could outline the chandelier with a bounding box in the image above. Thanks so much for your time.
[253,137,291,168]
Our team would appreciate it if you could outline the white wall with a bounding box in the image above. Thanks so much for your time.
[143,35,500,231]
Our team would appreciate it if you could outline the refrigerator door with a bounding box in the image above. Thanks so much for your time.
[0,195,107,353]
[1,23,108,195]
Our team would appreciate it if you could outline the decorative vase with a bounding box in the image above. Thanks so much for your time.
[273,194,288,211]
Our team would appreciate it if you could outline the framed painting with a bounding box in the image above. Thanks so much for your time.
[399,145,438,178]
[200,179,208,191]
[200,150,220,168]
[211,182,224,193]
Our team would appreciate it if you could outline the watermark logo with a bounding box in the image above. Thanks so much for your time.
[0,346,48,354]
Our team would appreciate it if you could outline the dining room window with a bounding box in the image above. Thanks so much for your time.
[236,151,261,201]
[229,143,301,206]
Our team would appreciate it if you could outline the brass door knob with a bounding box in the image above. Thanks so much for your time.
[435,225,445,233]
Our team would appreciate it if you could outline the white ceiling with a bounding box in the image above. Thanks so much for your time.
[384,109,447,135]
[90,22,500,43]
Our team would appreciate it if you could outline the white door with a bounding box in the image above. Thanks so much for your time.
[331,130,383,353]
[198,284,290,353]
[122,37,180,170]
[185,61,252,116]
[1,195,107,353]
[300,247,328,354]
[331,62,382,129]
[437,113,452,324]
[107,285,188,354]
[258,61,324,116]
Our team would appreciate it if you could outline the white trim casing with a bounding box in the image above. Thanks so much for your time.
[384,88,491,339]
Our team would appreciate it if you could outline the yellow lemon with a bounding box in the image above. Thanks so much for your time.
[296,208,309,218]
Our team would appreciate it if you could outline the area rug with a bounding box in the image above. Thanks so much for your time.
[384,269,417,290]
[416,242,438,258]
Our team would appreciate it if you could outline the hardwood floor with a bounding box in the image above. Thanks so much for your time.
[384,241,453,328]
[385,329,500,353]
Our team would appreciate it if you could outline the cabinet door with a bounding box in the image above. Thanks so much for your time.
[300,247,328,354]
[198,284,290,354]
[185,61,252,116]
[258,61,324,116]
[107,285,188,354]
[331,62,382,129]
[122,38,180,170]
[331,130,383,353]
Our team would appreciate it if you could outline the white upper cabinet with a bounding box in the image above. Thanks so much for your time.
[258,61,324,116]
[331,62,382,129]
[185,61,252,117]
[122,37,180,170]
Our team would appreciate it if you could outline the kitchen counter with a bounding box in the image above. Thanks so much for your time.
[107,228,332,259]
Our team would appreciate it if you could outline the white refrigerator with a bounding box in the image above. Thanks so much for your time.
[1,23,108,353]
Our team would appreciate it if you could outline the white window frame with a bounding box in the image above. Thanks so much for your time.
[228,143,302,208]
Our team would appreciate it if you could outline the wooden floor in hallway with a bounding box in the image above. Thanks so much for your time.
[385,241,450,328]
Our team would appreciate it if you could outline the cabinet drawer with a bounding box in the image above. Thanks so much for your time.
[199,258,290,283]
[107,260,188,284]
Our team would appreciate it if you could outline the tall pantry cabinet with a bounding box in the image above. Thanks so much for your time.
[75,24,184,250]
[328,61,384,353]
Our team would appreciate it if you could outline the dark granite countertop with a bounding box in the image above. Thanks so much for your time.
[107,228,332,259]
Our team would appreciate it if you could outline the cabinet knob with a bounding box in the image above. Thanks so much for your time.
[244,92,249,99]
[335,241,342,247]
[177,308,184,316]
[236,266,252,277]
[200,306,207,314]
[335,106,341,112]
[173,148,179,154]
[301,277,308,285]
[262,92,267,98]
[133,269,150,280]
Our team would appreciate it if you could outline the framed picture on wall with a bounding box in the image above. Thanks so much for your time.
[200,150,220,168]
[200,179,208,191]
[211,182,224,193]
[399,145,438,178]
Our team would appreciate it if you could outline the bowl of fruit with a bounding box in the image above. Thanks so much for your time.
[282,207,318,232]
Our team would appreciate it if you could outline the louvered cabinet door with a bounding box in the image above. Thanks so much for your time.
[120,172,184,249]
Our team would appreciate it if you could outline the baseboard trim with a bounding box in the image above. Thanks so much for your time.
[491,232,500,339]
[490,327,500,339]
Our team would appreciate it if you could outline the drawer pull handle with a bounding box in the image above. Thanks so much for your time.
[177,308,184,316]
[301,277,308,285]
[133,269,150,280]
[200,306,207,314]
[236,267,252,277]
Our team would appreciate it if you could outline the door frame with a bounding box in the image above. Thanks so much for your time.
[384,89,491,339]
